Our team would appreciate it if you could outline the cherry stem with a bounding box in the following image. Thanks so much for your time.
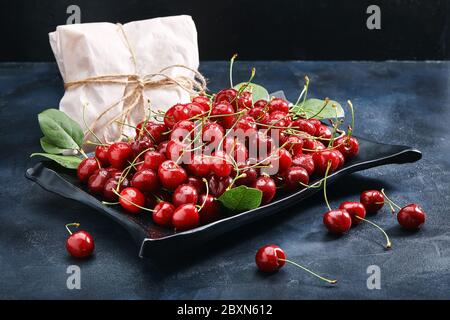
[323,161,332,211]
[82,102,104,144]
[380,188,402,211]
[294,75,309,106]
[355,216,392,249]
[79,148,88,159]
[229,53,238,88]
[65,223,80,235]
[278,258,337,284]
[347,100,355,138]
[307,98,330,120]
[102,201,120,205]
[198,178,210,212]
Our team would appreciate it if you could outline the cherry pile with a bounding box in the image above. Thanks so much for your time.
[76,85,361,232]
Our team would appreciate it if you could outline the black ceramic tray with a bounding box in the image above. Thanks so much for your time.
[25,137,421,257]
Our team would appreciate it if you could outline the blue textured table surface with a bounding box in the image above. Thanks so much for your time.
[0,61,449,299]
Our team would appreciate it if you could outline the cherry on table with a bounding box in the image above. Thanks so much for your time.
[77,157,100,182]
[65,223,94,258]
[119,187,146,214]
[339,201,366,225]
[360,190,384,213]
[397,204,426,230]
[172,204,200,231]
[323,209,352,234]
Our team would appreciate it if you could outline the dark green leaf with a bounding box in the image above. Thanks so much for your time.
[40,137,65,154]
[30,153,82,169]
[218,185,263,212]
[234,82,269,102]
[291,98,344,119]
[38,109,84,149]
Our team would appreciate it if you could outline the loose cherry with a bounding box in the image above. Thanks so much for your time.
[360,190,384,213]
[77,157,100,182]
[254,176,276,204]
[158,160,188,190]
[119,187,146,214]
[397,204,426,229]
[152,201,175,227]
[255,245,337,284]
[339,201,366,225]
[323,210,352,234]
[107,142,133,169]
[65,223,94,258]
[172,204,200,231]
[172,184,199,207]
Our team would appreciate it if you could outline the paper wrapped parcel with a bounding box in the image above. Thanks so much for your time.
[49,15,199,144]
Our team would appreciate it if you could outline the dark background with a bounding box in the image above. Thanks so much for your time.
[0,0,449,61]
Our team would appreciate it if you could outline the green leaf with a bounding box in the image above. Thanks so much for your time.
[40,137,66,154]
[38,109,84,149]
[234,82,270,102]
[291,98,345,119]
[30,153,82,169]
[218,185,263,212]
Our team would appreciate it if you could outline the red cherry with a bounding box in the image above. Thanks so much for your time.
[235,167,258,187]
[211,102,236,129]
[157,140,169,155]
[214,88,238,109]
[164,105,178,128]
[65,223,94,258]
[192,96,211,111]
[158,160,188,190]
[172,103,191,123]
[186,176,205,194]
[172,204,200,231]
[237,91,252,110]
[107,142,134,169]
[172,184,199,207]
[187,155,211,177]
[235,115,257,132]
[282,166,309,190]
[166,139,188,162]
[77,157,100,182]
[397,204,426,229]
[208,175,232,197]
[334,149,345,169]
[202,122,225,147]
[360,190,384,213]
[255,244,286,272]
[312,150,341,176]
[334,136,359,159]
[152,201,175,227]
[254,176,276,204]
[268,98,289,114]
[248,106,268,123]
[291,119,316,136]
[95,145,110,166]
[131,169,159,192]
[316,125,332,139]
[276,148,293,172]
[292,154,315,176]
[323,209,352,234]
[171,120,195,142]
[199,194,221,224]
[308,119,322,133]
[185,103,205,119]
[211,151,233,177]
[103,175,129,201]
[266,110,291,128]
[285,135,304,156]
[254,99,268,109]
[143,150,166,171]
[303,139,326,153]
[87,169,110,195]
[339,201,366,225]
[142,121,167,143]
[119,187,146,214]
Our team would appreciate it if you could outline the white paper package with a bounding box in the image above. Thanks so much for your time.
[49,15,199,143]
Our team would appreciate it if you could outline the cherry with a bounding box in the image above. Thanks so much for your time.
[211,151,233,177]
[312,150,341,176]
[316,125,332,140]
[268,98,289,114]
[266,111,291,128]
[234,167,258,187]
[152,201,175,227]
[308,119,322,134]
[103,175,129,201]
[158,160,188,190]
[164,105,178,128]
[119,187,146,214]
[211,102,237,129]
[282,166,309,190]
[292,154,315,176]
[185,103,205,119]
[171,120,195,142]
[202,122,225,147]
[255,245,338,284]
[95,145,110,166]
[254,176,276,204]
[172,204,200,231]
[107,142,133,169]
[131,169,159,193]
[198,194,221,224]
[192,95,211,112]
[303,139,325,153]
[397,204,426,230]
[360,190,384,213]
[334,149,345,169]
[143,150,166,171]
[334,136,359,159]
[142,121,167,143]
[237,91,252,110]
[208,175,232,197]
[172,103,191,123]
[339,201,366,225]
[157,140,169,155]
[65,223,94,258]
[248,106,268,123]
[77,157,100,182]
[88,168,110,195]
[187,154,211,177]
[255,244,286,272]
[187,176,206,194]
[214,88,238,109]
[235,115,257,132]
[166,139,188,161]
[275,148,293,172]
[285,135,304,156]
[323,210,352,234]
[253,99,268,109]
[172,184,199,207]
[291,119,316,136]
[131,135,154,158]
